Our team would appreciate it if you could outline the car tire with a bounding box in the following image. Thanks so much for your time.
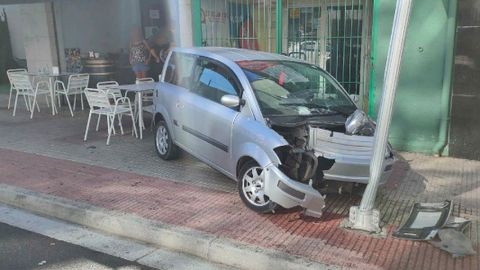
[155,120,179,160]
[238,160,277,213]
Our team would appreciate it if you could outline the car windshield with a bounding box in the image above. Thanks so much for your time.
[237,60,356,117]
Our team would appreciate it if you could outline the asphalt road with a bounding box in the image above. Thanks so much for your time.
[0,222,155,270]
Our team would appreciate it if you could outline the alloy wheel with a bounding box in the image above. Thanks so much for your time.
[242,166,270,207]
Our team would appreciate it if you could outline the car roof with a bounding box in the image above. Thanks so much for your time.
[173,47,303,63]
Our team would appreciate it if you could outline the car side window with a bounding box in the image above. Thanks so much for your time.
[191,58,240,105]
[164,52,195,89]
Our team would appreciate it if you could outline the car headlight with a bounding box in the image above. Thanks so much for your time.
[345,109,375,136]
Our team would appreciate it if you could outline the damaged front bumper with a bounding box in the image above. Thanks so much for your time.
[263,163,325,218]
[323,155,395,184]
[310,127,396,185]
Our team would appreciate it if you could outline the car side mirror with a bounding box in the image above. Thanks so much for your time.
[221,95,241,108]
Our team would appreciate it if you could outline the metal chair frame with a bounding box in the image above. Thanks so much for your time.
[54,74,89,115]
[83,88,138,145]
[9,73,52,119]
[6,68,28,110]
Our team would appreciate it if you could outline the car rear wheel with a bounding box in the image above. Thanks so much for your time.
[155,120,179,160]
[238,160,277,213]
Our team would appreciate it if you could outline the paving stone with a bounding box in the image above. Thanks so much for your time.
[0,94,479,269]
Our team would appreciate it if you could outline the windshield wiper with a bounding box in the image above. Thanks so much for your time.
[279,102,320,107]
[279,102,349,116]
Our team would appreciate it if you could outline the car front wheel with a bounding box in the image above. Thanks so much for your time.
[155,120,179,160]
[238,160,277,213]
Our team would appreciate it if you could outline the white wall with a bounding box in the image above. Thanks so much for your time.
[2,3,58,72]
[168,0,193,47]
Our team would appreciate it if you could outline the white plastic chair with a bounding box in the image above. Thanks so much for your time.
[97,80,122,99]
[135,77,155,129]
[83,88,137,145]
[54,74,89,114]
[9,73,51,119]
[96,81,125,132]
[6,68,27,110]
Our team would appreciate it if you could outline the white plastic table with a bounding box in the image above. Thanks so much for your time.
[27,72,73,115]
[116,82,157,139]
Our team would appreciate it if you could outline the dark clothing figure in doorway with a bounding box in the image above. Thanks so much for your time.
[147,31,173,81]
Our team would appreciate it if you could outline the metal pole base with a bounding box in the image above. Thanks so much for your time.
[346,206,382,233]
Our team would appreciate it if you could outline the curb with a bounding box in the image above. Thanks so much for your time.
[0,184,338,270]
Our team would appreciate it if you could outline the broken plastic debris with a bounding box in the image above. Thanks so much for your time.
[393,200,452,240]
[443,216,471,232]
[393,201,476,257]
[429,229,476,258]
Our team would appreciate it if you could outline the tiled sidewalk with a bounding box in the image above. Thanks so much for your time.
[0,95,479,269]
[0,148,478,270]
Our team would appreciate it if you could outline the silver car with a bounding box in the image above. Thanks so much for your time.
[153,47,394,217]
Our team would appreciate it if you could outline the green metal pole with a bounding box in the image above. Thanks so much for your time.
[432,0,458,156]
[276,0,283,54]
[368,0,379,117]
[192,0,202,47]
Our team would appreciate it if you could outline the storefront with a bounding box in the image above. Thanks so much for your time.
[193,0,460,157]
[195,0,372,106]
[0,0,464,157]
[0,0,176,85]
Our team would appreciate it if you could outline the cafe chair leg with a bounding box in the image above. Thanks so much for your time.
[30,95,37,119]
[106,114,114,145]
[65,95,74,117]
[24,95,30,112]
[12,92,19,117]
[57,94,62,108]
[96,115,101,131]
[35,100,40,112]
[8,86,13,109]
[84,110,92,141]
[24,95,32,113]
[118,115,124,135]
[73,94,77,111]
[130,112,138,138]
[96,114,117,134]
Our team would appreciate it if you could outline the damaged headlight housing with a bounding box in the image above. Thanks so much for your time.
[345,109,375,136]
[346,110,393,158]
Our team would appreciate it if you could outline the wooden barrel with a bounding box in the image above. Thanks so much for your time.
[82,58,115,87]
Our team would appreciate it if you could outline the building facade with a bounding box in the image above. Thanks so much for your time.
[2,0,478,160]
[189,0,467,158]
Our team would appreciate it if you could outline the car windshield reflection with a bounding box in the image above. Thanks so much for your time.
[238,60,356,117]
